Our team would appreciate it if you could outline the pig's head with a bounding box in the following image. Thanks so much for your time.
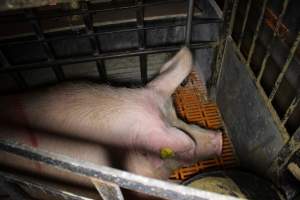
[125,126,222,179]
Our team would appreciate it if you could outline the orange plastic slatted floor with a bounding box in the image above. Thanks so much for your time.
[169,71,238,181]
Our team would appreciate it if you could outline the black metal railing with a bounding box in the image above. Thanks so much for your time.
[0,0,222,86]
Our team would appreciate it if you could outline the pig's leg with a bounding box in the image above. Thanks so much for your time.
[162,99,222,160]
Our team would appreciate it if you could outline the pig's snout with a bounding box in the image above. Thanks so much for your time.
[194,130,222,159]
[175,130,223,164]
[213,131,223,156]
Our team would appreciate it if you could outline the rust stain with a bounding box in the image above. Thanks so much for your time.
[264,8,289,40]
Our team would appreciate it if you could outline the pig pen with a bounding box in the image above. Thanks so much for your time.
[0,0,299,199]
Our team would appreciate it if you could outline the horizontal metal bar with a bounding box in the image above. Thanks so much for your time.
[246,0,268,65]
[92,179,124,200]
[0,140,238,200]
[0,0,184,21]
[268,32,300,102]
[0,42,217,73]
[0,171,93,200]
[0,0,72,11]
[256,0,290,83]
[282,93,300,125]
[237,0,252,49]
[0,17,222,47]
[0,178,32,200]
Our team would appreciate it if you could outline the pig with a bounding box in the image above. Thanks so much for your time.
[0,47,222,184]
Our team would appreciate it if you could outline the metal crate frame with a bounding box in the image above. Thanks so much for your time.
[231,0,300,141]
[0,0,239,199]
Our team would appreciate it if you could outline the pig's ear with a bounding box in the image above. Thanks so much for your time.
[147,47,193,98]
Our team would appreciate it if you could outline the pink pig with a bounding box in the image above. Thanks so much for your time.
[0,47,222,183]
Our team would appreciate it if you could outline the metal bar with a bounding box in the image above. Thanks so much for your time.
[26,9,65,82]
[0,49,9,67]
[0,18,223,48]
[10,72,28,89]
[0,0,72,11]
[231,38,290,142]
[0,171,94,200]
[227,0,239,38]
[0,49,27,89]
[140,56,147,84]
[268,32,300,102]
[185,0,195,46]
[256,0,290,83]
[0,0,184,21]
[237,0,252,49]
[0,179,32,200]
[81,2,107,82]
[294,126,300,138]
[0,42,217,73]
[246,0,268,65]
[136,0,147,84]
[0,140,238,200]
[91,179,124,200]
[96,60,107,82]
[209,0,239,90]
[282,93,300,125]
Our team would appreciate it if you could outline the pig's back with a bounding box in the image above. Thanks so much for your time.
[0,82,164,147]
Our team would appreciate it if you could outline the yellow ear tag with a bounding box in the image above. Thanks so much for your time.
[160,147,174,159]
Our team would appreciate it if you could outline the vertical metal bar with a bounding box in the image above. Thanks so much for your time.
[268,32,300,102]
[82,2,107,82]
[136,0,147,84]
[91,178,124,200]
[237,0,252,49]
[10,72,28,90]
[209,0,239,90]
[0,49,27,89]
[185,0,195,46]
[96,60,107,82]
[26,9,65,81]
[282,93,300,125]
[140,56,147,84]
[256,0,290,83]
[0,49,9,67]
[246,0,268,65]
